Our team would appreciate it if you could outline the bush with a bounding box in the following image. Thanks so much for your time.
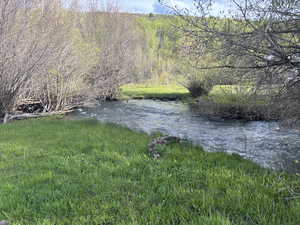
[185,79,213,97]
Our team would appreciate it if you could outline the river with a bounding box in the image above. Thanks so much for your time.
[72,99,300,173]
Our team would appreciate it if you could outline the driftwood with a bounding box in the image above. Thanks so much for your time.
[148,136,184,159]
[2,110,73,124]
[16,98,44,113]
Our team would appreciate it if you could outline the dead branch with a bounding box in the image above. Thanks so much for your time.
[3,110,73,124]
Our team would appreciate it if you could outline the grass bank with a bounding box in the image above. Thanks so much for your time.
[120,84,190,100]
[0,118,299,225]
[193,85,280,121]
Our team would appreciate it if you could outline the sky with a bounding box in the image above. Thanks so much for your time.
[116,0,231,15]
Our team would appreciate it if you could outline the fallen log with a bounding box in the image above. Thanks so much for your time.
[148,136,184,159]
[2,110,73,124]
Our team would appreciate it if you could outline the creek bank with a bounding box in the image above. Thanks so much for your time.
[121,95,183,101]
[189,97,281,121]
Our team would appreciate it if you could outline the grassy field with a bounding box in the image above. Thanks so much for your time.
[120,84,264,104]
[180,85,278,121]
[0,118,299,225]
[206,85,269,109]
[120,84,190,100]
[208,85,268,104]
[120,84,258,102]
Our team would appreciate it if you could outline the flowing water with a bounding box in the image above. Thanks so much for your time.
[73,99,300,173]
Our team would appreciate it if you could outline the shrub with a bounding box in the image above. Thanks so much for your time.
[184,78,213,97]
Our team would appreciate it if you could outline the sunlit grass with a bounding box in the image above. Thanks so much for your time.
[121,84,259,102]
[208,85,267,105]
[0,118,299,224]
[120,84,190,100]
[210,85,255,94]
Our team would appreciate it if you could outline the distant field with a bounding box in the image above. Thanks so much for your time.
[121,84,259,101]
[120,84,190,100]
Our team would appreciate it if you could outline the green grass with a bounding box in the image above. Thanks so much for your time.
[193,85,279,120]
[208,85,267,106]
[0,118,299,225]
[210,85,255,94]
[120,84,190,100]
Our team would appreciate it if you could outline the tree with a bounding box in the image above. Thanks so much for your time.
[0,0,74,121]
[81,0,140,100]
[29,1,90,112]
[163,0,300,120]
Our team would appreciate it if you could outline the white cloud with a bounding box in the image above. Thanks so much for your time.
[80,0,232,15]
[210,0,232,16]
[118,0,156,13]
[169,0,190,9]
[119,0,193,14]
[153,0,231,15]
